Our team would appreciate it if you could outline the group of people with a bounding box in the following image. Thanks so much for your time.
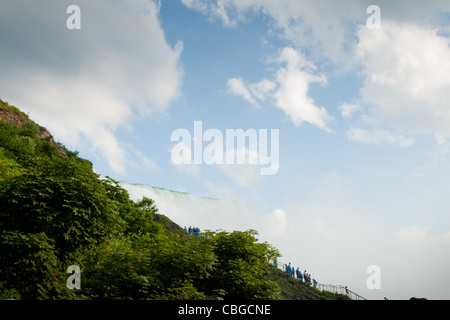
[284,262,317,288]
[184,226,201,236]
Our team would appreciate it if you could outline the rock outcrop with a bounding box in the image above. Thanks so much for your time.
[0,102,68,157]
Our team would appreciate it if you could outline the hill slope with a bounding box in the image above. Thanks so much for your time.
[267,268,350,300]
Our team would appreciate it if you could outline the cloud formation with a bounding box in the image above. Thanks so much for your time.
[273,47,333,131]
[227,78,259,107]
[228,47,333,132]
[395,225,450,250]
[261,209,288,239]
[353,22,450,140]
[184,0,450,145]
[347,128,415,147]
[0,0,184,174]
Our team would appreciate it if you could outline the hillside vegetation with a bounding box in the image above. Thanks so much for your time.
[0,99,346,300]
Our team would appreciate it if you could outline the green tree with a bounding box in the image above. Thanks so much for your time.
[120,197,162,237]
[81,232,217,300]
[0,154,129,298]
[0,157,124,260]
[201,230,282,300]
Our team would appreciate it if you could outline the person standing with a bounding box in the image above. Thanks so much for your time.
[296,268,303,282]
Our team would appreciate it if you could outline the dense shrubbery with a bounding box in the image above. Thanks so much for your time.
[0,102,282,300]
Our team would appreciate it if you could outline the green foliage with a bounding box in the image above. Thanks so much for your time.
[0,121,59,165]
[0,105,132,299]
[202,230,282,300]
[0,231,57,299]
[81,232,217,300]
[0,100,288,300]
[0,157,125,260]
[121,197,162,237]
[0,147,25,179]
[80,229,281,300]
[152,213,186,236]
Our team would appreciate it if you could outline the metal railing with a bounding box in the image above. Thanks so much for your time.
[316,283,366,300]
[272,260,367,300]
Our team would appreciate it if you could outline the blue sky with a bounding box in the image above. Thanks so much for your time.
[1,0,450,300]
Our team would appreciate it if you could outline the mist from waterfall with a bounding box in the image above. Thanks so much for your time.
[120,182,256,232]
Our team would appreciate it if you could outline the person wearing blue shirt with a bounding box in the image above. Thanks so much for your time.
[296,268,303,282]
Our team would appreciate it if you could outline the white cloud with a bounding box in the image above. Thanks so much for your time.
[181,0,450,63]
[411,136,450,177]
[395,226,431,249]
[181,0,365,65]
[203,180,244,202]
[0,0,183,174]
[339,103,361,119]
[338,20,450,153]
[227,78,258,107]
[125,143,161,173]
[347,128,415,147]
[181,0,244,27]
[186,1,450,140]
[249,79,277,102]
[228,47,333,131]
[353,22,450,139]
[261,209,288,238]
[313,217,341,243]
[395,225,450,250]
[273,47,333,131]
[227,78,276,108]
[220,164,263,186]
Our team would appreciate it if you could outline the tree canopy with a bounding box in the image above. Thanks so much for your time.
[0,100,282,300]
